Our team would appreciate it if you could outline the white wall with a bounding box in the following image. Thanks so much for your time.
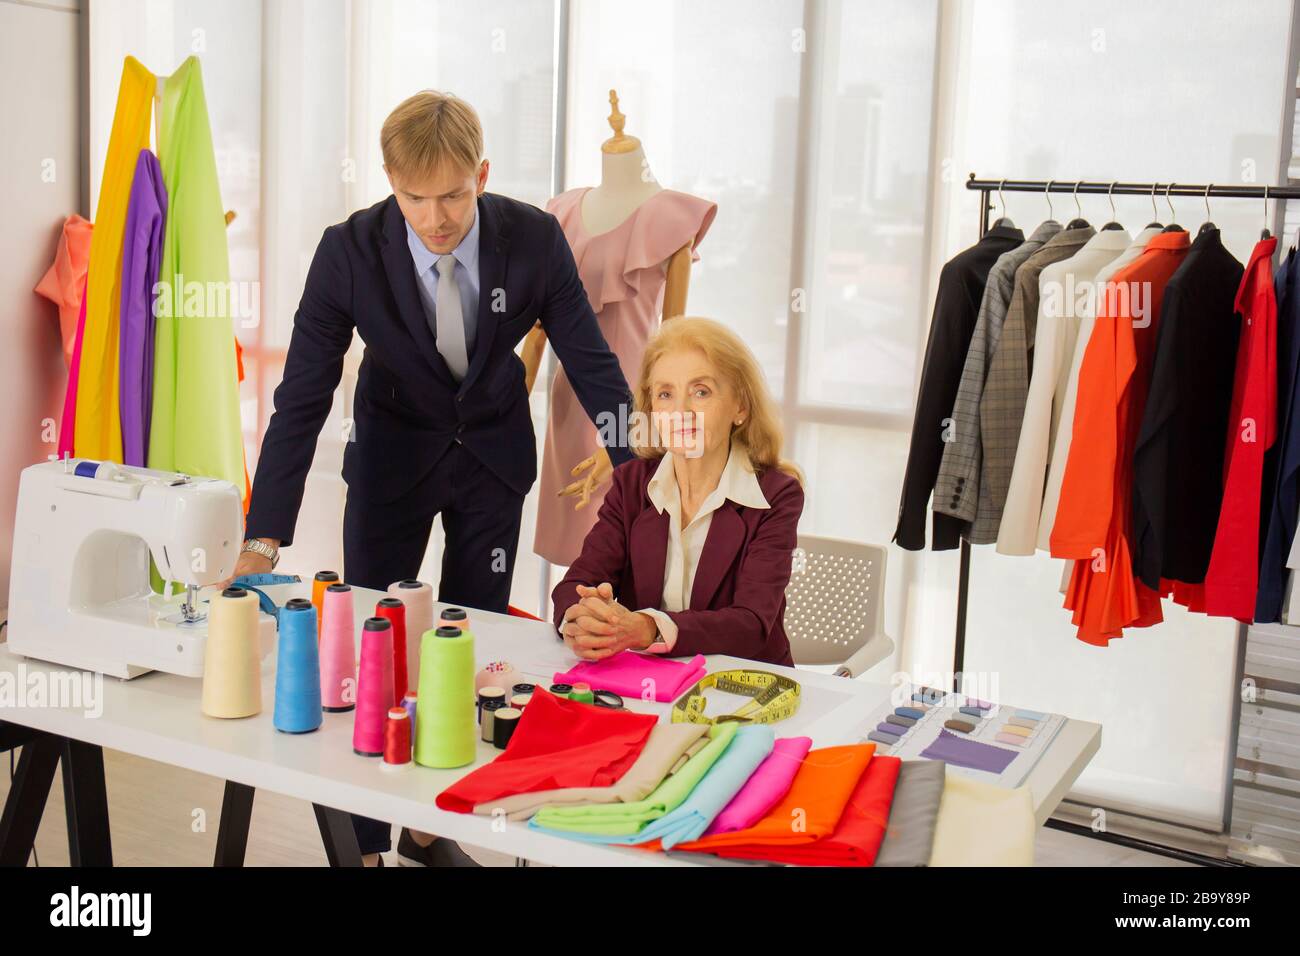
[0,0,83,616]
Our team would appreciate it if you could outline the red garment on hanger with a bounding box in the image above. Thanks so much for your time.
[1051,231,1190,644]
[435,688,657,813]
[1203,237,1279,619]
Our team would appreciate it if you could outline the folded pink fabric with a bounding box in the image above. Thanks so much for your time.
[704,735,812,835]
[554,651,707,703]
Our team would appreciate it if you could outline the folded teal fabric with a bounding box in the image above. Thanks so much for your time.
[529,722,738,842]
[633,724,775,849]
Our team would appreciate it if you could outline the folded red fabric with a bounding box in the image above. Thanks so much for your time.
[714,754,903,866]
[436,688,657,813]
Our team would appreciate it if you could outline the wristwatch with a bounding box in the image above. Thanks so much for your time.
[241,538,280,570]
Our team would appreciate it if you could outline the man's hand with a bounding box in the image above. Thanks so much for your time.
[560,582,657,660]
[216,539,279,591]
[558,448,613,511]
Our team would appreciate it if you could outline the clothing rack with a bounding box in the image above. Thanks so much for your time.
[953,173,1296,865]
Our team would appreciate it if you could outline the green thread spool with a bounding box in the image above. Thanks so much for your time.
[569,682,594,704]
[414,626,476,768]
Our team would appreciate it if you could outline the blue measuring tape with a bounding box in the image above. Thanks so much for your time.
[220,573,303,625]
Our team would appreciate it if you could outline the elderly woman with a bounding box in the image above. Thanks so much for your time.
[553,316,804,666]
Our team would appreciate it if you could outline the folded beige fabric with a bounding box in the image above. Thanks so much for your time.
[473,723,709,821]
[929,773,1035,866]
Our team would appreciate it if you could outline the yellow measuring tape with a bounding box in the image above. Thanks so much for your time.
[670,670,801,725]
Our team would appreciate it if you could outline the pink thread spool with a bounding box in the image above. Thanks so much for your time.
[319,583,356,712]
[353,617,393,757]
[388,580,433,691]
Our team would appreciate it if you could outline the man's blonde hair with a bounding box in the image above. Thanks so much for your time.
[381,90,483,182]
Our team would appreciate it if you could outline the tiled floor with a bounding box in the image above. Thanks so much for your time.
[1,747,1194,867]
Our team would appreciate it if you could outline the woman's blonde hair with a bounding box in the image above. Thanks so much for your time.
[633,317,803,484]
[381,90,483,182]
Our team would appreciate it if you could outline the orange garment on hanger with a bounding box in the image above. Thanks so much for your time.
[1050,230,1190,645]
[651,744,875,855]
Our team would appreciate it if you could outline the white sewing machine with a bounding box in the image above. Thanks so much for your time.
[6,458,275,679]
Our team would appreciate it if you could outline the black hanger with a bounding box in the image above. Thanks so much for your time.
[1197,184,1218,236]
[990,180,1015,230]
[1145,183,1163,230]
[1160,183,1184,233]
[1261,185,1273,241]
[1101,183,1124,230]
[1064,182,1089,229]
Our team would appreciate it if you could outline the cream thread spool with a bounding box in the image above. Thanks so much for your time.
[202,587,262,719]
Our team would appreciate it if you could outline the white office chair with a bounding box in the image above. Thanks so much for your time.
[785,535,894,678]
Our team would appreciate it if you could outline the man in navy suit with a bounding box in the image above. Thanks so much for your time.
[233,92,632,865]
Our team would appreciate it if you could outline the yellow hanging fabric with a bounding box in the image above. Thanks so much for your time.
[74,56,156,460]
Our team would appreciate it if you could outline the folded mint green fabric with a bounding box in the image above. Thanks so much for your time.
[529,722,738,840]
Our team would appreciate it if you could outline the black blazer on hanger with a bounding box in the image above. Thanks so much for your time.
[1131,226,1243,590]
[894,223,1024,551]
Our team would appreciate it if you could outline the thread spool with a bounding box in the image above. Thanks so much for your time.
[273,598,322,733]
[319,583,356,713]
[493,707,521,750]
[481,698,505,743]
[388,580,433,691]
[353,617,393,757]
[311,571,339,637]
[510,693,532,710]
[549,683,573,699]
[383,706,412,768]
[592,689,624,710]
[477,686,506,724]
[414,626,476,768]
[568,682,594,704]
[402,692,418,731]
[438,606,470,632]
[474,660,517,696]
[375,597,408,703]
[202,587,263,719]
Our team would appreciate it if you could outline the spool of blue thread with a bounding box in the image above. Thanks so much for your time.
[274,598,323,733]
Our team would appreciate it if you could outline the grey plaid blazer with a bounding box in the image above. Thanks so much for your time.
[972,225,1094,542]
[933,220,1061,532]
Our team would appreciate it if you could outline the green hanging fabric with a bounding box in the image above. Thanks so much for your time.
[148,56,247,592]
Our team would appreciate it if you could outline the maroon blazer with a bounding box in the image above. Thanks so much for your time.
[552,455,804,666]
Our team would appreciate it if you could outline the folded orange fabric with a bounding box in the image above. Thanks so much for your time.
[665,743,875,854]
[718,753,902,866]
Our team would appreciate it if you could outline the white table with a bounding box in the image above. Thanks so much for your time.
[0,581,1100,866]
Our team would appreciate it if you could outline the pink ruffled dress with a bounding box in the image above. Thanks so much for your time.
[534,186,717,567]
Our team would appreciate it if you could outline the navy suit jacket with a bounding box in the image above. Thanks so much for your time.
[245,192,634,547]
[551,456,803,666]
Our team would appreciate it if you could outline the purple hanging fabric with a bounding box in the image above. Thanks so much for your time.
[119,149,167,466]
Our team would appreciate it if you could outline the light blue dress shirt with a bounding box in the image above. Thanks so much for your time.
[405,204,481,357]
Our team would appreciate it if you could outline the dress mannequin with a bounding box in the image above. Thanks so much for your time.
[522,91,694,392]
[530,91,717,567]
